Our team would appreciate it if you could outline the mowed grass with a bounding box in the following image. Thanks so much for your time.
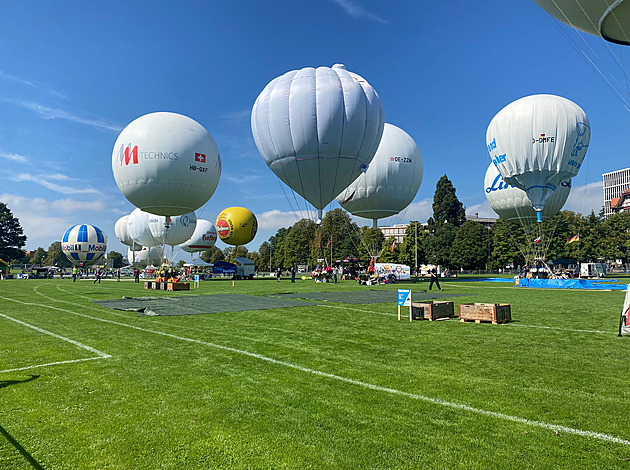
[1,276,630,469]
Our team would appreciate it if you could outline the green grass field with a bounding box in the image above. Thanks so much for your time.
[1,276,630,469]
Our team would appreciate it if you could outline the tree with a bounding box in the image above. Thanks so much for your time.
[318,209,360,263]
[431,175,466,227]
[356,226,385,261]
[489,219,524,269]
[397,222,428,269]
[201,246,225,264]
[30,247,47,265]
[108,251,124,268]
[450,221,491,270]
[45,241,72,267]
[283,218,317,267]
[256,241,272,272]
[426,224,458,268]
[269,227,290,268]
[378,237,398,263]
[226,246,249,263]
[0,202,26,261]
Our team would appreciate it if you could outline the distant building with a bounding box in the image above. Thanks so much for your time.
[610,187,630,214]
[603,167,630,218]
[379,214,497,244]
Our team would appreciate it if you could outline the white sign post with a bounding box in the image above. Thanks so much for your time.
[397,289,412,322]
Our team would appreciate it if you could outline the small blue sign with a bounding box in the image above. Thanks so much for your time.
[398,289,411,307]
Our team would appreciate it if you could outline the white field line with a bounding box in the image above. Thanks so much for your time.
[2,294,629,446]
[0,312,111,374]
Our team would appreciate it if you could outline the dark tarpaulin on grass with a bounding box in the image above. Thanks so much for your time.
[92,294,320,316]
[270,290,465,304]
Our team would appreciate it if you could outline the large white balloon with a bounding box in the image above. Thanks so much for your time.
[112,112,221,217]
[486,94,589,217]
[178,219,217,253]
[336,123,423,225]
[61,224,107,265]
[484,164,571,223]
[114,215,141,251]
[251,64,384,218]
[148,212,197,247]
[127,246,163,268]
[534,0,630,45]
[127,209,159,248]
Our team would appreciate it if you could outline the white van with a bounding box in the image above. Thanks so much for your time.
[374,263,411,283]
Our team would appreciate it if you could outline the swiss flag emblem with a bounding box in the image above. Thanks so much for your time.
[195,153,206,163]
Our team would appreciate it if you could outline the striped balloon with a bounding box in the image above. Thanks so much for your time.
[61,224,108,265]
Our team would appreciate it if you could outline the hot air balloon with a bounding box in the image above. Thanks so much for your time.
[114,215,141,251]
[216,207,258,246]
[127,208,160,248]
[112,112,221,217]
[251,64,384,220]
[486,94,590,223]
[336,123,423,228]
[61,224,107,265]
[148,212,197,247]
[534,0,630,45]
[179,219,217,253]
[484,164,571,223]
[127,246,163,269]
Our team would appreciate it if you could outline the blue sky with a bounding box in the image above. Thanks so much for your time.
[1,0,628,258]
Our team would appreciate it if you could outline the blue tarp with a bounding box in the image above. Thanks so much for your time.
[518,278,627,290]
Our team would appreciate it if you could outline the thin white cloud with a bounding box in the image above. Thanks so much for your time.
[257,209,304,230]
[0,70,67,99]
[223,174,262,184]
[0,151,28,163]
[399,198,434,222]
[220,109,251,122]
[13,173,99,195]
[7,99,122,132]
[332,0,387,23]
[564,181,603,215]
[466,200,496,219]
[0,193,109,249]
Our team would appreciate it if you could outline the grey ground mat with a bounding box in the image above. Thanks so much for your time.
[270,290,466,304]
[92,294,320,316]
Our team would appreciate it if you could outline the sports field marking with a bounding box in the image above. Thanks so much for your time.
[0,312,111,374]
[3,294,628,447]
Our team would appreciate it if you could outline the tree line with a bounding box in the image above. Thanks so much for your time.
[2,175,627,272]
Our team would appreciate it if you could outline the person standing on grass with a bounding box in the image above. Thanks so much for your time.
[429,267,443,291]
[72,265,78,282]
[94,267,102,284]
[276,267,281,282]
[117,268,121,282]
[291,266,295,283]
[133,268,140,283]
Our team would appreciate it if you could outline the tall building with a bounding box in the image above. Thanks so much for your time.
[603,168,630,218]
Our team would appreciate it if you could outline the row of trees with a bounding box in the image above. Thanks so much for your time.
[3,176,630,272]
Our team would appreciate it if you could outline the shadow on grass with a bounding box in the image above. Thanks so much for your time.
[1,375,43,469]
[0,374,39,390]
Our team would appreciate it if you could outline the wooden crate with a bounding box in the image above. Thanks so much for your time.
[458,303,511,324]
[166,282,190,291]
[411,301,454,321]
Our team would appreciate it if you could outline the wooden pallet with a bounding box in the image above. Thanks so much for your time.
[458,303,511,324]
[411,301,454,321]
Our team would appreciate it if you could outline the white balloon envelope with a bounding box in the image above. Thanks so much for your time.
[486,94,589,218]
[534,0,630,45]
[148,212,197,246]
[251,64,384,218]
[179,219,217,253]
[114,215,141,251]
[61,224,107,265]
[112,112,221,217]
[127,246,163,268]
[336,123,423,225]
[127,208,160,248]
[484,164,571,223]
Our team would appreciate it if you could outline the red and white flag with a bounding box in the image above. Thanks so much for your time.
[391,240,396,253]
[195,153,206,163]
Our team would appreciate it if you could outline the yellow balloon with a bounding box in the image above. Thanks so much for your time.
[215,207,258,246]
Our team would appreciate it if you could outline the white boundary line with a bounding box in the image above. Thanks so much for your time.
[0,312,111,374]
[3,293,629,446]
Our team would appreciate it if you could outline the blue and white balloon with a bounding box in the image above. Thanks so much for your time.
[61,224,107,265]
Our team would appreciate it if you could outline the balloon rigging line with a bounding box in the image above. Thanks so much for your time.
[544,6,630,112]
